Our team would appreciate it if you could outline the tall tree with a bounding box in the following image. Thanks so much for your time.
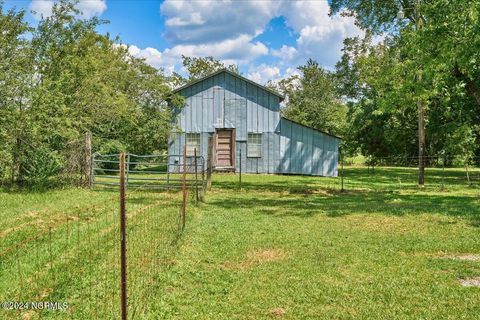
[175,55,240,85]
[280,59,347,137]
[332,0,480,183]
[0,0,180,186]
[0,4,33,182]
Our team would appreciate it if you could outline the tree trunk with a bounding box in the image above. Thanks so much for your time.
[465,79,480,107]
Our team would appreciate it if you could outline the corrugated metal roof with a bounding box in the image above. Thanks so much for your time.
[281,117,343,140]
[172,68,285,102]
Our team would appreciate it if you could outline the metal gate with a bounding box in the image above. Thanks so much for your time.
[92,152,206,192]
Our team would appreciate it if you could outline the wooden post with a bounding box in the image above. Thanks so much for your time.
[207,136,213,190]
[194,148,199,204]
[119,152,127,320]
[85,132,92,187]
[182,145,187,229]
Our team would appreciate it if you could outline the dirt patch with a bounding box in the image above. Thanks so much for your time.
[270,307,286,317]
[450,255,480,261]
[431,253,480,261]
[247,249,287,262]
[460,277,480,287]
[289,187,314,194]
[22,310,36,320]
[222,248,288,270]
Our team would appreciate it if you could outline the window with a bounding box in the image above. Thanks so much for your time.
[247,133,262,158]
[186,133,201,156]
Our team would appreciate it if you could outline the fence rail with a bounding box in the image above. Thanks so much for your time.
[92,151,207,193]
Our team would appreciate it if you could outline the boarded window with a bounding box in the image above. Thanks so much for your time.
[186,133,200,156]
[247,133,262,158]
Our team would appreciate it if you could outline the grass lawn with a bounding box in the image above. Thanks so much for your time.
[1,167,480,319]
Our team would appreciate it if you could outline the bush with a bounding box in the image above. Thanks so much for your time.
[97,140,127,170]
[20,146,63,188]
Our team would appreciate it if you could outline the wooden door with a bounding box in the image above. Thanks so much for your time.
[215,129,235,168]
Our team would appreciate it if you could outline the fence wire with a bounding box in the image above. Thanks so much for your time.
[1,150,204,319]
[339,155,480,192]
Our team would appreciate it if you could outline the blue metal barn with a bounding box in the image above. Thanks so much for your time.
[168,69,341,176]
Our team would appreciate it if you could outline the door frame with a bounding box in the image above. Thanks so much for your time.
[214,128,235,169]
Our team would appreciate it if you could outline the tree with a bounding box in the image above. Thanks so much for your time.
[0,0,179,186]
[332,0,480,178]
[178,55,240,84]
[280,59,347,137]
[0,4,33,183]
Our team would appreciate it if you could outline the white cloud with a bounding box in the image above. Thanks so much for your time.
[128,35,269,75]
[271,45,297,61]
[76,0,107,19]
[166,12,205,27]
[160,0,281,44]
[247,64,281,84]
[280,1,363,68]
[30,0,54,19]
[29,0,107,20]
[157,0,363,73]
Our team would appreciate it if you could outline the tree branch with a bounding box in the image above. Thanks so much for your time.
[453,65,480,107]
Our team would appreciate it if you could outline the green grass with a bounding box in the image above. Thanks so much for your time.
[1,166,480,319]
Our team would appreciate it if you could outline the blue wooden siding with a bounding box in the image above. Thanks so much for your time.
[168,70,339,176]
[278,118,339,177]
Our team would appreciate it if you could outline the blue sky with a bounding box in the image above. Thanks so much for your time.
[5,0,364,83]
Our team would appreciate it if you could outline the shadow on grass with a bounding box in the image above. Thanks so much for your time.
[208,187,480,228]
[213,167,479,193]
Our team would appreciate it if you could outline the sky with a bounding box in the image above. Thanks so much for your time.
[5,0,365,84]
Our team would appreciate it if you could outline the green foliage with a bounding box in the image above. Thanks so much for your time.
[98,140,127,156]
[177,55,240,84]
[333,0,480,159]
[0,1,177,187]
[280,59,347,137]
[20,146,63,188]
[445,125,477,166]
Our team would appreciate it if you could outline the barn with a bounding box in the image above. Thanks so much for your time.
[168,69,341,176]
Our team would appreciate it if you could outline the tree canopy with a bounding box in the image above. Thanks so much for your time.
[279,59,347,137]
[0,1,181,187]
[332,0,480,161]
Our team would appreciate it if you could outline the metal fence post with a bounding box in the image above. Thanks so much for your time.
[90,153,95,189]
[239,147,242,189]
[182,145,187,229]
[166,157,170,191]
[126,153,130,187]
[85,132,92,187]
[119,152,127,320]
[194,148,199,204]
[341,147,345,192]
[207,136,213,190]
[442,154,446,190]
[201,156,205,200]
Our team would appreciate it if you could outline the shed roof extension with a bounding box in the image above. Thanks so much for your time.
[281,117,343,140]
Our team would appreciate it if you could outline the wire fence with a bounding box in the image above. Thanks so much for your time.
[338,155,480,192]
[0,147,205,319]
[92,152,206,194]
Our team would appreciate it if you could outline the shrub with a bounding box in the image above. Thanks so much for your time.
[97,140,127,170]
[20,146,63,188]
